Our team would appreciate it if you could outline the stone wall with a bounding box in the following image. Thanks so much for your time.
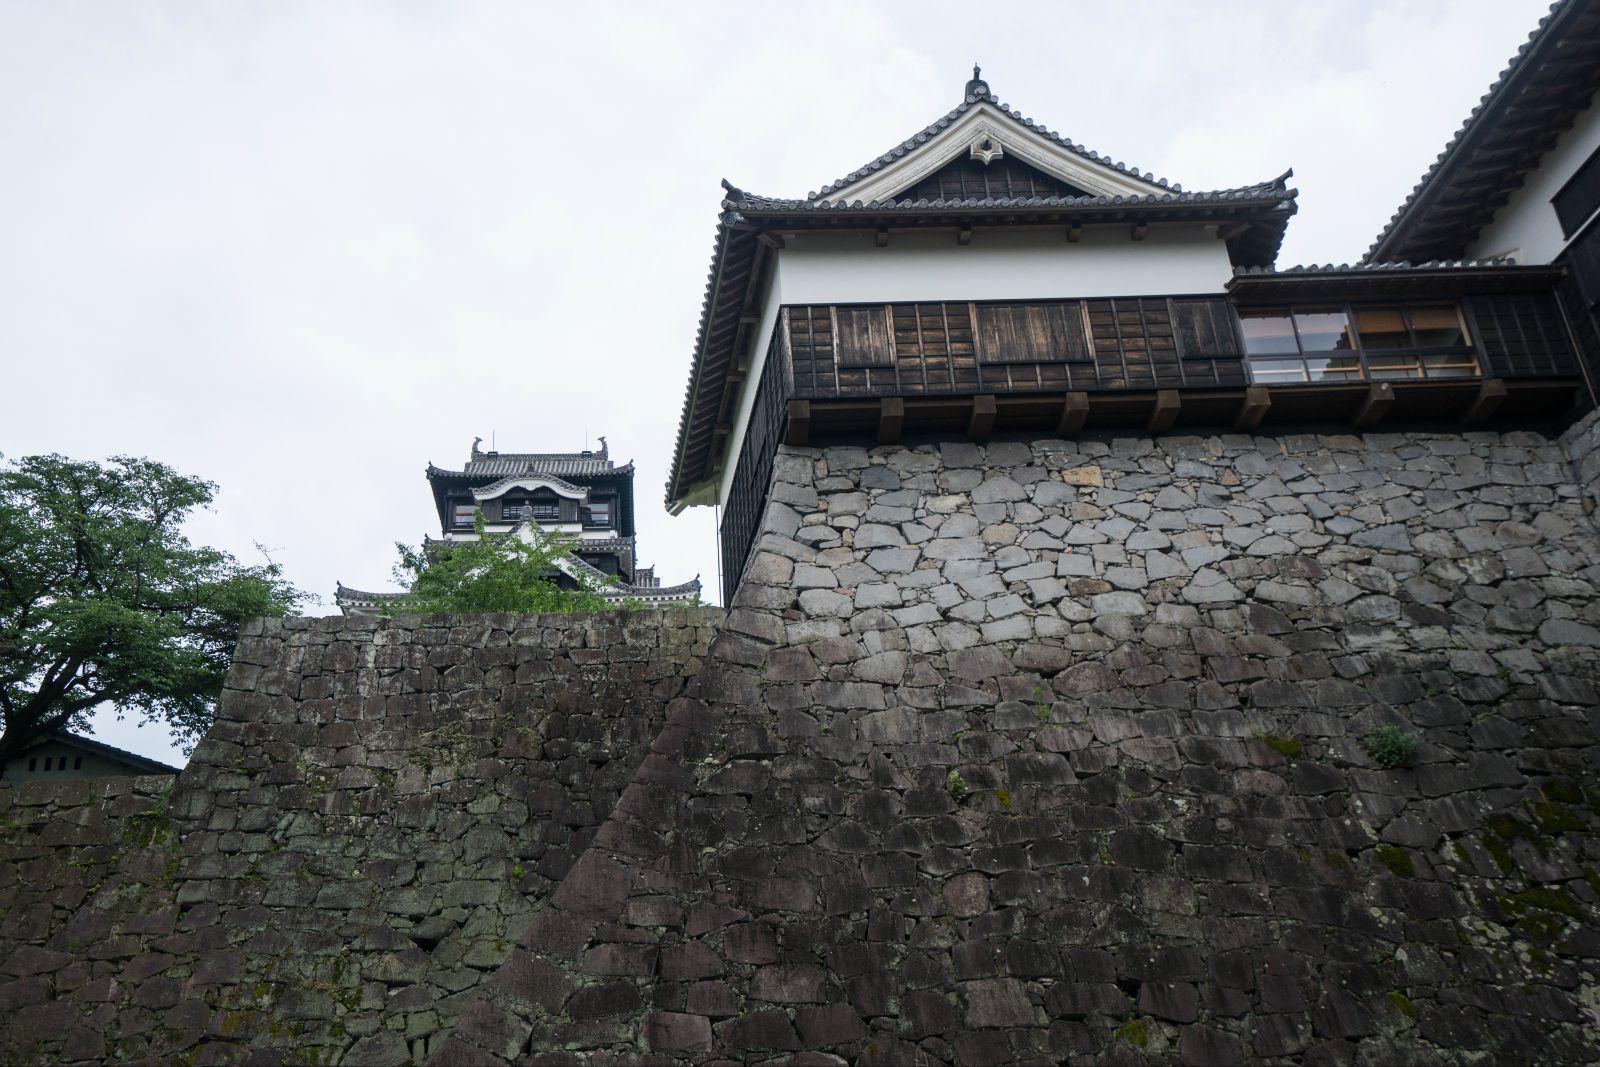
[5,425,1600,1066]
[0,609,719,1066]
[442,428,1600,1065]
[1564,406,1600,516]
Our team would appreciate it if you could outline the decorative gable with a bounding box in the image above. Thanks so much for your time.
[813,70,1173,205]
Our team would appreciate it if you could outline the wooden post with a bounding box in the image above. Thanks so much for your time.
[1148,390,1180,433]
[1233,387,1271,431]
[1066,223,1082,243]
[785,399,811,445]
[878,397,905,444]
[1352,383,1394,430]
[1131,222,1148,241]
[968,395,996,440]
[958,224,973,246]
[1057,392,1090,437]
[1461,379,1507,426]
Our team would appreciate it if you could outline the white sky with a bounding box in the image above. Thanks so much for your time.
[0,0,1553,763]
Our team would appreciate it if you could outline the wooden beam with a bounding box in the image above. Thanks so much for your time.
[1066,223,1082,243]
[1461,378,1508,426]
[1131,222,1148,242]
[1233,387,1270,431]
[1353,382,1394,430]
[958,224,973,246]
[877,397,904,443]
[1057,391,1089,436]
[1147,389,1180,433]
[785,399,811,445]
[757,232,786,251]
[967,394,996,440]
[1216,220,1249,241]
[876,227,890,247]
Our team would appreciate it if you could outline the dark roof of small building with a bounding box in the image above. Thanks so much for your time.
[21,731,183,775]
[1366,0,1600,263]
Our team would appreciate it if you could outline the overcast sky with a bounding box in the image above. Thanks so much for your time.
[1,0,1552,763]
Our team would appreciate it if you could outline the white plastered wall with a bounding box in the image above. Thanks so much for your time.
[1467,90,1600,264]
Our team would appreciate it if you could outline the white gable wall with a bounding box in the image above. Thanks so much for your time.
[1467,89,1600,264]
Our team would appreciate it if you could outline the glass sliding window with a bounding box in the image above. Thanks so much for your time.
[1240,308,1358,383]
[1355,304,1475,380]
[1239,313,1298,356]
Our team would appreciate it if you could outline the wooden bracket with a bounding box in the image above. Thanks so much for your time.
[1461,378,1507,426]
[1353,382,1394,430]
[1057,392,1089,437]
[1148,390,1180,433]
[877,397,904,444]
[968,394,996,439]
[785,399,811,445]
[756,232,786,251]
[1066,223,1082,243]
[958,224,973,246]
[875,227,890,247]
[1233,387,1271,431]
[1216,220,1249,241]
[1131,222,1148,242]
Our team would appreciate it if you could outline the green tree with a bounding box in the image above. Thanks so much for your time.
[0,454,303,769]
[385,514,618,615]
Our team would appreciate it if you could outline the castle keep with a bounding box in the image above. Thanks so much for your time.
[5,5,1600,1065]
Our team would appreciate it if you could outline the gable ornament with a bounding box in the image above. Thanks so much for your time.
[969,131,1004,166]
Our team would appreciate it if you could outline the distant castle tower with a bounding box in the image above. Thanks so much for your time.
[336,439,700,613]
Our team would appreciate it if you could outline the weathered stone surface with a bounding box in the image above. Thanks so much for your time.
[9,423,1600,1066]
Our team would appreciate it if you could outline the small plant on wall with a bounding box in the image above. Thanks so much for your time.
[1364,725,1420,769]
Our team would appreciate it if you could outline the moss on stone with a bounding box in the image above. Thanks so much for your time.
[1530,800,1584,835]
[1388,991,1417,1019]
[1264,735,1304,759]
[994,789,1013,810]
[1375,847,1416,878]
[1542,778,1584,805]
[1115,1019,1148,1047]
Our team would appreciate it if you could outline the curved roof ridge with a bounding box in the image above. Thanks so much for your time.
[808,82,1179,201]
[731,174,1296,214]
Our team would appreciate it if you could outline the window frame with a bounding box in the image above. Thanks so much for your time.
[1552,141,1600,241]
[1237,300,1479,385]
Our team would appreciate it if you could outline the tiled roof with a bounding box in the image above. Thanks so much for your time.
[810,79,1177,201]
[25,731,183,775]
[734,177,1295,214]
[1234,258,1520,276]
[1366,0,1600,262]
[429,454,629,480]
[334,569,701,608]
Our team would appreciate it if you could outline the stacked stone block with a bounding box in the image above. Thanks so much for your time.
[0,609,719,1066]
[447,427,1600,1065]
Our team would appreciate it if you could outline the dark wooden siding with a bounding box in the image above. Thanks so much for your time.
[1465,291,1585,380]
[904,156,1088,201]
[719,330,791,606]
[786,297,1245,398]
[1552,256,1600,411]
